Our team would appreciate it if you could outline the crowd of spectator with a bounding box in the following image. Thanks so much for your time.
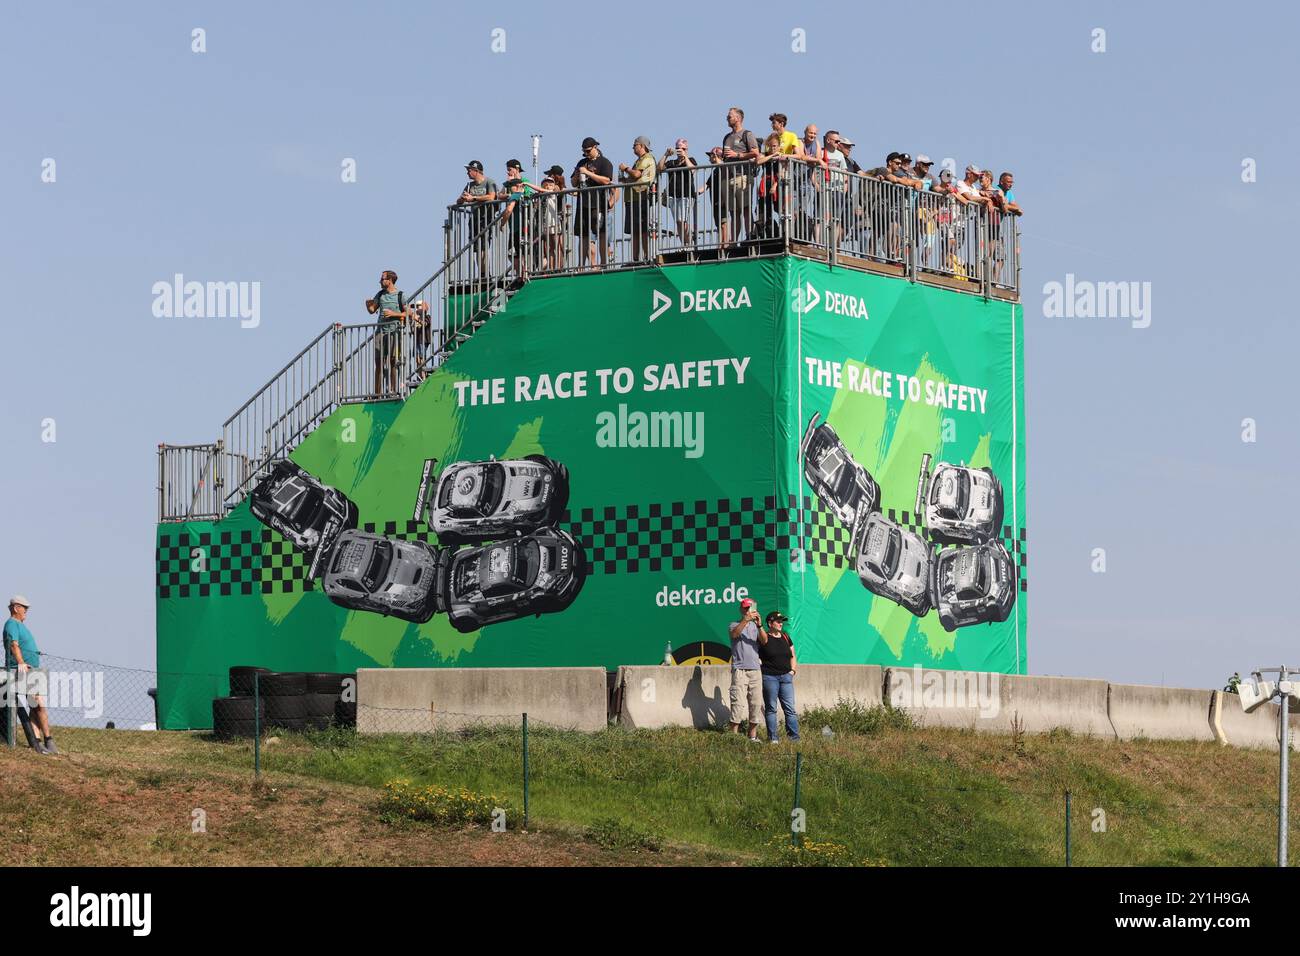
[448,106,1023,277]
[366,107,1024,392]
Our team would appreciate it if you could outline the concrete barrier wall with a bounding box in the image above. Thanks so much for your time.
[616,664,884,729]
[1107,683,1216,743]
[357,667,608,733]
[352,664,1298,751]
[1213,691,1300,751]
[885,667,1114,737]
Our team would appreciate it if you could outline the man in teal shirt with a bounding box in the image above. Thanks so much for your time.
[4,595,55,754]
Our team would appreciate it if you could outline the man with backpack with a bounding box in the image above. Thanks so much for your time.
[365,270,407,397]
[718,107,760,252]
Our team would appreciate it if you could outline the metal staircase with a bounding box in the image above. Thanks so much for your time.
[159,207,520,521]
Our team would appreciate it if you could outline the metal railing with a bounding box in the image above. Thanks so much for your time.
[160,165,1019,521]
[441,159,1020,296]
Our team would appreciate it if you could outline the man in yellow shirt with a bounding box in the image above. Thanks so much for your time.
[767,113,805,157]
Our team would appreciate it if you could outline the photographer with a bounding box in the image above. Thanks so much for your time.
[726,598,765,741]
[758,611,800,743]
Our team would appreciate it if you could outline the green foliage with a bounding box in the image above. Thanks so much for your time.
[800,697,914,736]
[377,779,512,829]
[584,817,664,852]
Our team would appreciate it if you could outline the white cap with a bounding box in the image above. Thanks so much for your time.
[9,595,30,608]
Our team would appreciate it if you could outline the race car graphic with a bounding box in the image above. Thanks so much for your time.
[853,512,932,616]
[426,455,570,544]
[800,412,881,531]
[915,453,1005,545]
[444,527,586,633]
[322,530,446,624]
[928,540,1016,632]
[249,459,358,575]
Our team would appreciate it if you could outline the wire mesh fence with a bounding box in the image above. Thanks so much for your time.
[3,655,1293,866]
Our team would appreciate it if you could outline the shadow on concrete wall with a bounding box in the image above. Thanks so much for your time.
[682,666,730,728]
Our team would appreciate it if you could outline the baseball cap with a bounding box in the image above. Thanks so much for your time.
[465,160,484,172]
[766,610,788,623]
[633,135,651,150]
[899,152,912,164]
[9,595,30,608]
[886,151,902,163]
[915,154,933,165]
[545,164,565,177]
[739,598,756,610]
[839,137,855,147]
[506,158,523,171]
[581,136,600,149]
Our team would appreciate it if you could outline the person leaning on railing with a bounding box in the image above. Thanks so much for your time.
[457,160,499,279]
[754,132,790,240]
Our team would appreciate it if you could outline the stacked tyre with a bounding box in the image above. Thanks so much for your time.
[212,668,357,736]
[212,695,266,740]
[304,672,355,730]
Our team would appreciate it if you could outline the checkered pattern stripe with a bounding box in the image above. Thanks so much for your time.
[156,498,1029,597]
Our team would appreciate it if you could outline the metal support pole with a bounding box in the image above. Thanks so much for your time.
[791,752,803,847]
[254,671,261,779]
[522,712,530,830]
[5,667,15,749]
[1065,790,1072,867]
[1281,667,1290,867]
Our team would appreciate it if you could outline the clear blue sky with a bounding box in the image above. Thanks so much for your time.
[2,0,1297,685]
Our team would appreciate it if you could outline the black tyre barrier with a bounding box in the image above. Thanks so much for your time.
[260,672,307,696]
[334,699,357,728]
[228,666,272,696]
[264,694,308,726]
[303,692,338,719]
[304,672,349,695]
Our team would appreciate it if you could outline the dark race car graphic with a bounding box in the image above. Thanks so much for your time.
[915,453,1005,545]
[426,455,570,544]
[853,512,932,616]
[444,527,585,633]
[322,530,446,624]
[800,412,881,532]
[249,460,359,576]
[928,540,1016,632]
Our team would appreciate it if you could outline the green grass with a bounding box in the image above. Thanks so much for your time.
[218,721,1296,866]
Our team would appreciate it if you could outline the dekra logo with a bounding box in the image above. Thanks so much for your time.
[797,282,869,320]
[650,286,751,322]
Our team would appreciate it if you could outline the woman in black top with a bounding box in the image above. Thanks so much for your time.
[758,611,800,743]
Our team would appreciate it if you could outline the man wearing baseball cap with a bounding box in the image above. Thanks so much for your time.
[570,136,614,269]
[5,596,55,754]
[726,598,766,740]
[457,160,500,278]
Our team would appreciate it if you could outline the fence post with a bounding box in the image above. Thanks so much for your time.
[254,671,261,779]
[791,752,804,848]
[522,712,530,830]
[1064,789,1072,866]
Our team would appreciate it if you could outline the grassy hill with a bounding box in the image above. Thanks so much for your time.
[1,715,1292,866]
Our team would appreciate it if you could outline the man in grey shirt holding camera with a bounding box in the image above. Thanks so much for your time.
[727,597,766,741]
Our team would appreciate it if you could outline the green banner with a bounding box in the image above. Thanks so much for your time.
[157,258,1026,728]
